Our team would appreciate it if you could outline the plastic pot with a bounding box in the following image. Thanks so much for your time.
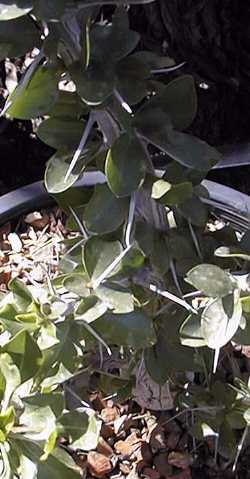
[0,174,249,233]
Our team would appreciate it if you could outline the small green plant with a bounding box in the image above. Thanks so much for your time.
[1,0,250,475]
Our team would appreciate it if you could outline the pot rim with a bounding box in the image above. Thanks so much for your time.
[0,174,249,231]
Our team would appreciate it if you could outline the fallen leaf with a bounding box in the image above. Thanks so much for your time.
[8,233,22,253]
[149,426,166,453]
[120,463,131,475]
[141,467,161,479]
[96,437,114,457]
[24,211,50,229]
[114,414,128,434]
[140,443,153,465]
[133,360,173,410]
[101,407,119,424]
[0,222,11,239]
[115,432,142,458]
[87,451,112,478]
[165,432,180,450]
[100,423,114,440]
[154,452,173,478]
[90,392,107,411]
[0,265,11,286]
[241,346,250,358]
[168,468,192,479]
[168,452,192,470]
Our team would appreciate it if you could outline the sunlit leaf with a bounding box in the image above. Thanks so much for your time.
[83,237,123,282]
[7,65,59,120]
[96,282,134,313]
[0,1,32,20]
[4,330,42,382]
[63,274,90,298]
[151,179,193,205]
[57,409,101,451]
[201,292,242,350]
[180,313,206,347]
[186,264,235,298]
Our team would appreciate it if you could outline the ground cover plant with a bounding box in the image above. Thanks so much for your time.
[1,1,250,477]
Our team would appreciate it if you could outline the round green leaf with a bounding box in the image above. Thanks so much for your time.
[180,313,206,348]
[186,264,235,298]
[45,151,87,194]
[76,296,107,323]
[63,274,90,298]
[7,65,59,120]
[201,293,242,350]
[163,132,221,171]
[144,336,170,385]
[152,179,193,205]
[106,134,146,197]
[96,282,134,313]
[92,309,156,349]
[90,8,140,65]
[178,195,208,227]
[0,16,40,60]
[0,1,32,20]
[48,91,88,119]
[83,184,128,234]
[70,61,114,106]
[115,55,150,105]
[37,118,86,149]
[57,409,101,451]
[83,237,123,282]
[148,75,197,130]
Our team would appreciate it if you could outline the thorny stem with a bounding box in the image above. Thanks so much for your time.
[188,220,203,260]
[125,193,136,248]
[92,245,132,290]
[69,206,89,239]
[151,62,186,75]
[149,283,198,314]
[114,88,132,114]
[65,114,94,182]
[232,425,249,472]
[92,193,136,289]
[78,319,112,357]
[63,383,91,409]
[170,259,183,295]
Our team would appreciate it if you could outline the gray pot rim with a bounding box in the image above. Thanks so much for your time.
[0,173,249,232]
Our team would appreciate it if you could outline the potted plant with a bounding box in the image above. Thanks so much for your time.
[0,1,250,477]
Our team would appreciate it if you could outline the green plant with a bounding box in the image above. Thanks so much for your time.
[1,0,250,476]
